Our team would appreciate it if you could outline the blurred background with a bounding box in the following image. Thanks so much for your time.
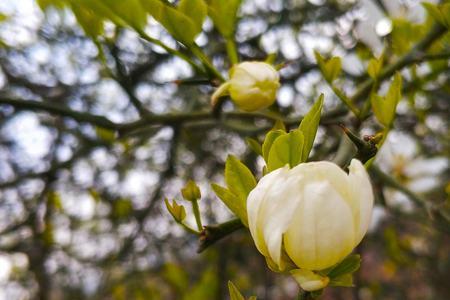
[0,0,449,299]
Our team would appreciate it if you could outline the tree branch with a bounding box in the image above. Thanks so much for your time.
[197,218,244,253]
[0,98,118,129]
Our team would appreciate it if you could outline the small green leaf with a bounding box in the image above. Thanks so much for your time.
[165,198,186,222]
[367,56,383,79]
[207,0,242,38]
[211,183,247,225]
[298,94,324,162]
[272,119,286,131]
[140,0,203,45]
[225,155,257,201]
[228,281,245,300]
[113,198,133,219]
[327,254,361,279]
[386,72,402,107]
[370,94,388,126]
[246,137,262,156]
[262,129,285,162]
[314,51,342,82]
[422,2,450,28]
[329,273,354,287]
[325,57,342,82]
[371,73,402,127]
[95,126,116,142]
[267,130,304,171]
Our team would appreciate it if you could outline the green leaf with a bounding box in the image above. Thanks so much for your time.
[207,0,242,38]
[327,254,361,279]
[298,94,324,162]
[113,198,133,219]
[95,126,116,142]
[367,56,383,79]
[314,51,342,82]
[422,2,450,29]
[165,198,186,222]
[262,129,285,162]
[225,155,257,201]
[246,137,262,156]
[371,73,402,127]
[70,3,104,38]
[267,130,304,171]
[228,281,245,300]
[100,0,147,30]
[329,273,354,287]
[140,0,202,45]
[178,0,207,35]
[271,119,286,131]
[211,183,247,225]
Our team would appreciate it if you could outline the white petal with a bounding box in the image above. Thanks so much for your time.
[348,159,374,243]
[247,166,289,258]
[260,173,305,269]
[284,181,356,270]
[290,161,351,197]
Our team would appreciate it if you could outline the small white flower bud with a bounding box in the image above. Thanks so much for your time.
[211,61,280,112]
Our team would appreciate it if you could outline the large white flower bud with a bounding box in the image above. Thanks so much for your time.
[246,159,373,290]
[211,61,280,112]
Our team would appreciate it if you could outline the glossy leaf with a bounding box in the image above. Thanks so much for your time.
[371,73,402,127]
[224,155,256,201]
[228,281,245,300]
[314,51,342,82]
[246,137,262,156]
[140,0,203,45]
[207,0,242,38]
[329,273,354,287]
[298,94,324,162]
[367,56,383,79]
[178,0,207,35]
[327,254,361,278]
[267,129,304,171]
[100,0,147,30]
[262,129,285,162]
[422,2,450,28]
[211,183,248,226]
[165,198,186,222]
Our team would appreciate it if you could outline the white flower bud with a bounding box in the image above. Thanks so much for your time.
[246,159,373,290]
[211,61,280,112]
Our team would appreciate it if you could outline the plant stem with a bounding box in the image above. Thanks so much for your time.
[179,221,200,235]
[191,44,225,82]
[191,200,203,231]
[226,38,239,65]
[135,28,203,74]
